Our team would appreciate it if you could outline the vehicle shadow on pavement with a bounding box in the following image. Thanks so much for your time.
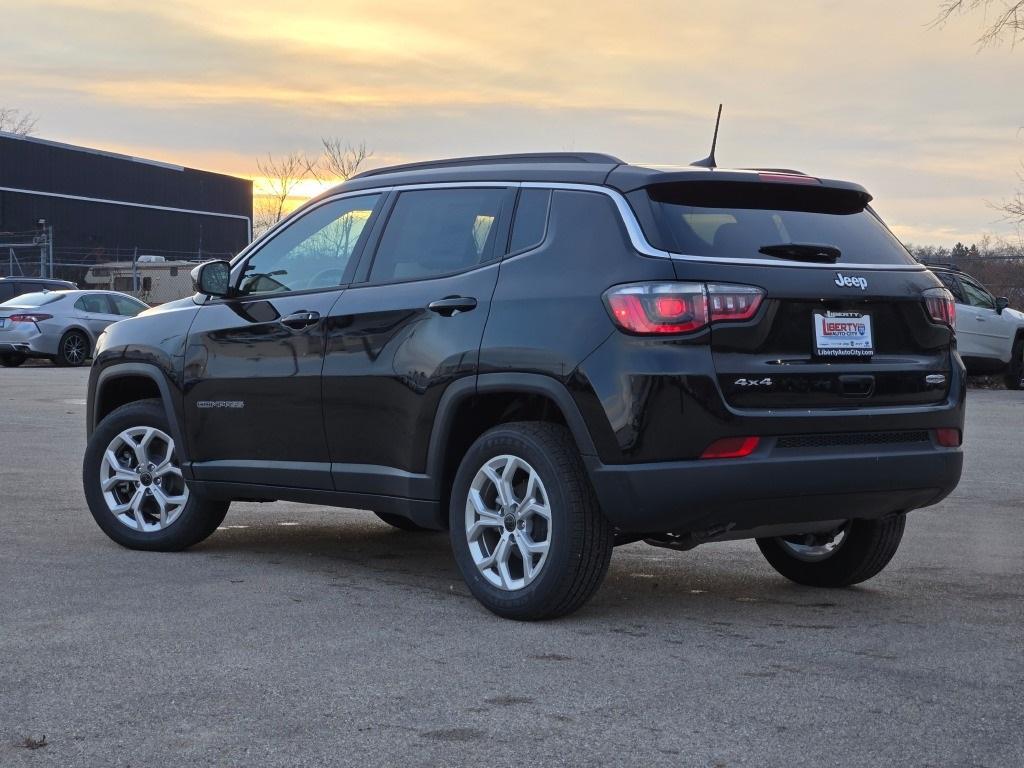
[189,516,907,622]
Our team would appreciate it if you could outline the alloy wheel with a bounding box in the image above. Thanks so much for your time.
[98,426,189,532]
[63,334,86,364]
[465,454,552,591]
[777,525,849,562]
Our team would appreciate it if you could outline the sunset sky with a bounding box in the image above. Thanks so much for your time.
[2,0,1022,244]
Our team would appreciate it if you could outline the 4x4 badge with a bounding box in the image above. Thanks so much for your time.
[834,272,868,290]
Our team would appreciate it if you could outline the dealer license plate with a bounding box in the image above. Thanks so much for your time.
[813,311,873,358]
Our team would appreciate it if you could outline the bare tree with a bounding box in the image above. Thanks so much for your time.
[254,152,309,235]
[307,138,373,183]
[0,107,38,136]
[932,1,1024,47]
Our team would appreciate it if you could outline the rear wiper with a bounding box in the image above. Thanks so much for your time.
[758,243,841,263]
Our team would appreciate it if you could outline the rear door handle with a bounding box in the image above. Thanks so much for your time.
[428,296,477,316]
[281,310,320,329]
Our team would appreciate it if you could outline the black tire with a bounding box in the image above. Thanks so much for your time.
[55,329,89,367]
[1004,338,1023,390]
[374,512,430,531]
[83,399,229,551]
[756,515,906,588]
[449,422,614,620]
[0,353,26,367]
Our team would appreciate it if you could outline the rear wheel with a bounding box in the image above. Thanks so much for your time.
[0,354,26,367]
[1004,338,1023,390]
[83,399,229,551]
[756,515,906,587]
[449,422,614,620]
[55,329,89,367]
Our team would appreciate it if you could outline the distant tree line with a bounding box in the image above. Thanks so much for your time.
[909,237,1024,304]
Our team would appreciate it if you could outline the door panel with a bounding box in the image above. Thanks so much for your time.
[323,265,500,484]
[183,192,383,488]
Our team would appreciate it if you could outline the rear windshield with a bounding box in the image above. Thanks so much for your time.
[642,182,915,266]
[0,292,66,308]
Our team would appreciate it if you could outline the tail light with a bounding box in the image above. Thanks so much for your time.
[8,313,53,323]
[935,428,961,447]
[604,282,764,335]
[700,436,760,459]
[923,288,956,327]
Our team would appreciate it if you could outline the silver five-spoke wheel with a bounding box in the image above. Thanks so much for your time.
[465,454,551,591]
[99,426,189,533]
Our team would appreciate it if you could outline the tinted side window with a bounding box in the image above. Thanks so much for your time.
[960,278,995,309]
[936,272,964,302]
[75,294,110,313]
[509,189,551,253]
[111,295,147,316]
[239,194,381,296]
[0,283,13,301]
[369,188,506,283]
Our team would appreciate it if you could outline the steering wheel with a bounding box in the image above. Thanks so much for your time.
[306,268,344,289]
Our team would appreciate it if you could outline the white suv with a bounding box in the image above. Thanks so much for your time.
[930,264,1024,389]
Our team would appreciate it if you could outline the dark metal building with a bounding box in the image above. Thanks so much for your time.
[0,131,252,280]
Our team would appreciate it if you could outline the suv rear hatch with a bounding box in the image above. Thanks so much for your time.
[627,173,955,409]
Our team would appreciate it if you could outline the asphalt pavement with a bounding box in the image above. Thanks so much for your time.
[1,367,1021,767]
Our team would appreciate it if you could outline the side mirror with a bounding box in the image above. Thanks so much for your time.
[191,260,232,298]
[996,297,1010,314]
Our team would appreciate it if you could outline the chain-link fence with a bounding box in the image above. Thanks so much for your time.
[1,240,235,304]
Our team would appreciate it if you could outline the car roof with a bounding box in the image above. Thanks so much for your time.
[0,276,74,284]
[328,151,871,200]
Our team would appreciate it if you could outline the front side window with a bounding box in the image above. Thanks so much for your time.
[960,278,995,309]
[111,295,148,316]
[239,194,381,296]
[369,188,506,283]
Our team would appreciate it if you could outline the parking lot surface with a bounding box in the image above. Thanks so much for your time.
[1,367,1021,767]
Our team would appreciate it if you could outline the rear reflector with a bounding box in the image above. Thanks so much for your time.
[700,436,760,459]
[935,428,961,447]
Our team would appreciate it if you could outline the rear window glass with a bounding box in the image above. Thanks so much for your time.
[0,292,65,308]
[643,182,915,266]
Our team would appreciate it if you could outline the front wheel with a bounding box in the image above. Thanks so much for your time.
[83,399,229,551]
[449,422,614,620]
[756,515,906,587]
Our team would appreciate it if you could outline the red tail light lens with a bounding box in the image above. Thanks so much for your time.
[935,428,961,447]
[605,283,708,334]
[8,313,53,323]
[923,288,956,327]
[604,283,764,335]
[707,284,765,322]
[700,436,760,459]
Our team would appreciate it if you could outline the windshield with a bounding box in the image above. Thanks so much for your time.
[642,182,915,266]
[0,292,66,308]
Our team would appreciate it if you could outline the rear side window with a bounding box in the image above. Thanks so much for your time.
[0,283,13,301]
[75,294,110,313]
[509,189,551,253]
[642,181,915,266]
[111,295,148,316]
[935,272,964,302]
[369,188,506,282]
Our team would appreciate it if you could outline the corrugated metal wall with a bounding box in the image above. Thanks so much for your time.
[0,133,252,258]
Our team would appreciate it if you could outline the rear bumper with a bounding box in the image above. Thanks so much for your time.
[586,439,963,534]
[0,327,52,356]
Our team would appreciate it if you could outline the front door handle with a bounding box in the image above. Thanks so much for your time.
[281,310,320,329]
[428,296,478,316]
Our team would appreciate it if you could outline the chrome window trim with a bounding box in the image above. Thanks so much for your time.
[250,179,925,273]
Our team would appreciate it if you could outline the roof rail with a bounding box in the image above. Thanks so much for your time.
[916,259,965,272]
[351,152,624,180]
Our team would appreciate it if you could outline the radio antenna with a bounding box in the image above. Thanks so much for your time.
[690,104,723,169]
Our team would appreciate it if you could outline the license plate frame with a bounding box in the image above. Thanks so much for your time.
[812,311,873,359]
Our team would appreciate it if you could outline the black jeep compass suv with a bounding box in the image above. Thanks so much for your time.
[82,152,964,619]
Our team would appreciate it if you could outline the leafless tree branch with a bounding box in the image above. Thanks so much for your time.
[932,0,1024,48]
[0,107,38,136]
[254,151,309,235]
[306,138,373,183]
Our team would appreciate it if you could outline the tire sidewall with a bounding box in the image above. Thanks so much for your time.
[449,427,578,617]
[83,399,221,551]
